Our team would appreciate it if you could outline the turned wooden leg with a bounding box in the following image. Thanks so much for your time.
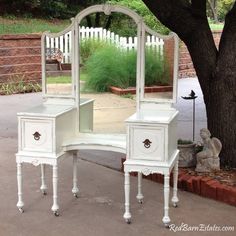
[123,171,131,224]
[136,172,144,203]
[172,161,179,207]
[51,164,59,216]
[17,162,24,213]
[72,152,79,198]
[162,173,170,227]
[40,164,47,195]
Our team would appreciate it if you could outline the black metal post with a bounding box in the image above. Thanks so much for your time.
[193,98,195,141]
[181,90,197,142]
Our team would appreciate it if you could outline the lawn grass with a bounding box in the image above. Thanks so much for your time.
[47,72,88,84]
[47,76,71,84]
[0,16,225,35]
[209,23,224,31]
[0,16,70,34]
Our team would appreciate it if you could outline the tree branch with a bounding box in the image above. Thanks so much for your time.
[219,2,236,54]
[207,0,214,11]
[217,1,236,78]
[192,0,207,12]
[207,0,218,22]
[191,0,208,21]
[142,0,208,41]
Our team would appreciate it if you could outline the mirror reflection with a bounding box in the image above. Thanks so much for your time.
[79,12,138,133]
[143,32,173,101]
[45,33,72,95]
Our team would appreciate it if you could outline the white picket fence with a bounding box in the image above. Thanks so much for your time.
[46,26,164,63]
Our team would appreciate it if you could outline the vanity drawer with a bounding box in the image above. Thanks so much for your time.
[21,119,53,153]
[129,126,165,161]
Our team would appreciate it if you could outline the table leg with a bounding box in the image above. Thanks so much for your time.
[40,164,47,195]
[17,162,24,213]
[136,172,144,203]
[172,161,179,207]
[162,173,170,227]
[72,152,79,198]
[123,171,131,224]
[51,164,59,216]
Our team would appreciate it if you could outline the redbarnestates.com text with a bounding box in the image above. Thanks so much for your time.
[169,223,235,232]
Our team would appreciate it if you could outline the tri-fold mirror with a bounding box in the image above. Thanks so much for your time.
[41,4,179,107]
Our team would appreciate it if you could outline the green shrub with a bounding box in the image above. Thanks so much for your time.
[80,39,107,64]
[0,78,41,95]
[145,49,170,86]
[177,139,193,145]
[85,45,130,92]
[121,49,170,87]
[123,50,137,87]
[84,43,170,92]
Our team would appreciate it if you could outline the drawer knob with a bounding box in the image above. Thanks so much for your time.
[143,139,152,148]
[33,132,41,141]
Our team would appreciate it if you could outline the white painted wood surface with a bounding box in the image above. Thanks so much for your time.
[63,133,126,154]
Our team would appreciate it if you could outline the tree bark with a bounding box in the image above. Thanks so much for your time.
[95,12,101,27]
[105,15,113,30]
[142,0,236,168]
[86,15,92,27]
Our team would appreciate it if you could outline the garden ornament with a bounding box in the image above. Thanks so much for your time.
[195,128,222,172]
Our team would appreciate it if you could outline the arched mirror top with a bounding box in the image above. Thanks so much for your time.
[41,4,179,107]
[74,4,143,25]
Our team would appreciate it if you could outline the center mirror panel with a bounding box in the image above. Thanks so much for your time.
[44,32,73,95]
[142,30,175,102]
[79,12,137,133]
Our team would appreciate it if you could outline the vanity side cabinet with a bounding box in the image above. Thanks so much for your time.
[126,111,178,163]
[17,106,77,157]
[126,122,166,162]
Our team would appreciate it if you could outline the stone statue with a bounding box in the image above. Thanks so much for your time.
[195,128,222,172]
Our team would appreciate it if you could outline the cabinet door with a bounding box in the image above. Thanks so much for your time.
[21,119,53,153]
[130,125,165,161]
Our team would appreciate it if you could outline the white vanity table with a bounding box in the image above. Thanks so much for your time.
[16,4,179,226]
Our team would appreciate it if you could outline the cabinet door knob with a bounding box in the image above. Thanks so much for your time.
[143,139,152,148]
[33,132,41,141]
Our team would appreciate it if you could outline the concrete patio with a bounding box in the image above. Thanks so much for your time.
[0,78,235,236]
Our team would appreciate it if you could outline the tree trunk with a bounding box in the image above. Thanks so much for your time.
[105,15,113,30]
[86,15,92,28]
[95,12,101,27]
[206,78,236,168]
[142,0,236,168]
[185,27,236,168]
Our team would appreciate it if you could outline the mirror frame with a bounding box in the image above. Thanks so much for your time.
[41,19,76,100]
[139,25,179,106]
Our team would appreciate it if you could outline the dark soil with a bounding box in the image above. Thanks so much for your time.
[181,168,236,187]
